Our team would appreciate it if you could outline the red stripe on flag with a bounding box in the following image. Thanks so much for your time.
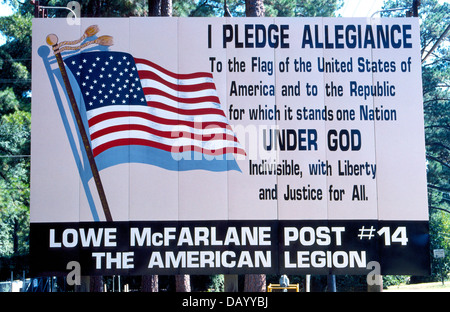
[88,111,234,132]
[134,58,213,80]
[138,71,216,92]
[93,138,246,158]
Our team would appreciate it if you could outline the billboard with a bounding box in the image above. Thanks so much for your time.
[31,17,429,276]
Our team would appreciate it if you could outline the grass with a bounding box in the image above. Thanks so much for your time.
[385,281,450,292]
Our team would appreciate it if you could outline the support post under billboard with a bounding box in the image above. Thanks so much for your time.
[327,274,336,292]
[305,275,310,292]
[46,32,113,222]
[367,275,383,292]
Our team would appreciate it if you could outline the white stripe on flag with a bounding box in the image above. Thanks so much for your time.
[135,62,214,86]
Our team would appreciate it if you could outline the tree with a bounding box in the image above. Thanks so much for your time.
[179,0,343,18]
[245,0,265,16]
[241,0,266,292]
[32,0,147,17]
[419,0,450,282]
[429,210,450,282]
[148,0,192,292]
[382,0,450,282]
[0,1,32,260]
[141,274,159,292]
[241,0,343,292]
[149,0,172,16]
[140,0,176,293]
[175,274,191,292]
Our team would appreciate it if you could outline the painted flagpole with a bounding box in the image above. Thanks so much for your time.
[46,28,113,222]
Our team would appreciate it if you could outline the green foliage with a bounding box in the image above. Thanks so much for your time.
[0,254,29,280]
[0,88,20,116]
[0,109,30,158]
[429,210,450,281]
[382,275,410,287]
[208,274,224,291]
[0,109,31,257]
[0,11,32,43]
[0,2,32,258]
[0,11,32,109]
[383,0,450,283]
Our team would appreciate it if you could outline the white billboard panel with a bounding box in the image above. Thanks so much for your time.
[30,17,429,276]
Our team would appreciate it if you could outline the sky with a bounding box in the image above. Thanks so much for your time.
[0,2,13,45]
[0,2,13,17]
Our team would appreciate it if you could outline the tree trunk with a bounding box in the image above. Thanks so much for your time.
[243,1,266,293]
[148,0,162,16]
[12,218,18,254]
[161,0,172,16]
[145,0,173,292]
[327,274,336,292]
[141,275,159,292]
[149,0,172,16]
[175,274,191,292]
[245,0,265,17]
[224,274,239,292]
[244,274,266,292]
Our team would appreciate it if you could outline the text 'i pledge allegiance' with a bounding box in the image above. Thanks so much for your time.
[207,23,413,49]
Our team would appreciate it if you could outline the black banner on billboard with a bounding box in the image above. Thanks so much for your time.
[30,220,429,277]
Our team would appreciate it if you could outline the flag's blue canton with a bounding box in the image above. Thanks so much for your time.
[65,52,145,110]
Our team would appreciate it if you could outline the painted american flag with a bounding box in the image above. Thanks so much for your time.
[64,51,245,172]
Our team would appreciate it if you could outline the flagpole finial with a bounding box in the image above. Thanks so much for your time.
[96,35,114,46]
[46,25,113,53]
[84,25,100,37]
[46,34,58,46]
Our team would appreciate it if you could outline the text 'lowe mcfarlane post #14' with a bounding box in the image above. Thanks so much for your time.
[30,18,430,277]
